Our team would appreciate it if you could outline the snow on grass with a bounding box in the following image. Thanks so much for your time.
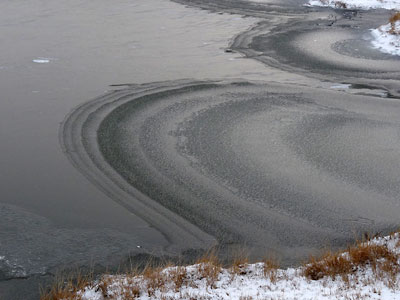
[52,233,400,300]
[308,0,400,10]
[371,21,400,56]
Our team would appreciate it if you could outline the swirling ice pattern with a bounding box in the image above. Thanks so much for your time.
[61,80,400,263]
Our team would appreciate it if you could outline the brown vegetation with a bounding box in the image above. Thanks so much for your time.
[143,265,167,296]
[230,249,249,277]
[334,1,347,8]
[195,250,222,289]
[40,272,92,300]
[263,257,280,283]
[389,12,400,34]
[41,233,400,300]
[303,239,400,285]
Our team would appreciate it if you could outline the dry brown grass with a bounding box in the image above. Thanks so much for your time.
[143,265,168,296]
[196,250,222,289]
[120,279,141,299]
[96,276,113,298]
[169,266,188,292]
[389,12,400,34]
[42,232,400,299]
[263,257,280,283]
[304,250,352,280]
[334,1,347,8]
[303,240,400,283]
[40,272,91,300]
[230,249,249,277]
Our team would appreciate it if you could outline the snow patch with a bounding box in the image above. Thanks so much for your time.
[75,233,400,300]
[308,0,400,10]
[371,22,400,56]
[308,0,400,56]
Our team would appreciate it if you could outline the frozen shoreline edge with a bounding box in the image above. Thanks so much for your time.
[308,0,400,56]
[64,232,400,300]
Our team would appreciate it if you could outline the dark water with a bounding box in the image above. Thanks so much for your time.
[0,0,267,298]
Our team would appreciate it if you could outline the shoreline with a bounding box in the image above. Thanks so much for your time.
[45,231,400,299]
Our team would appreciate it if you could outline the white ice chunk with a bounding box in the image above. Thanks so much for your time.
[33,58,50,64]
[331,83,351,89]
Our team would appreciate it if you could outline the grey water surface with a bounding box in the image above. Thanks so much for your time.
[2,0,400,299]
[0,1,270,298]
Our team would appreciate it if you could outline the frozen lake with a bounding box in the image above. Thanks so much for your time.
[1,0,400,299]
[0,0,270,298]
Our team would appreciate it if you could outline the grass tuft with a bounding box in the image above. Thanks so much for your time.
[334,1,347,8]
[389,12,400,34]
[304,240,399,284]
[196,250,222,289]
[40,271,91,300]
[230,248,249,277]
[169,266,188,292]
[143,265,167,296]
[263,257,280,283]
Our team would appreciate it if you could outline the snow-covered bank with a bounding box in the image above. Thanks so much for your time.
[371,20,400,56]
[50,233,400,300]
[308,0,400,57]
[308,0,400,10]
